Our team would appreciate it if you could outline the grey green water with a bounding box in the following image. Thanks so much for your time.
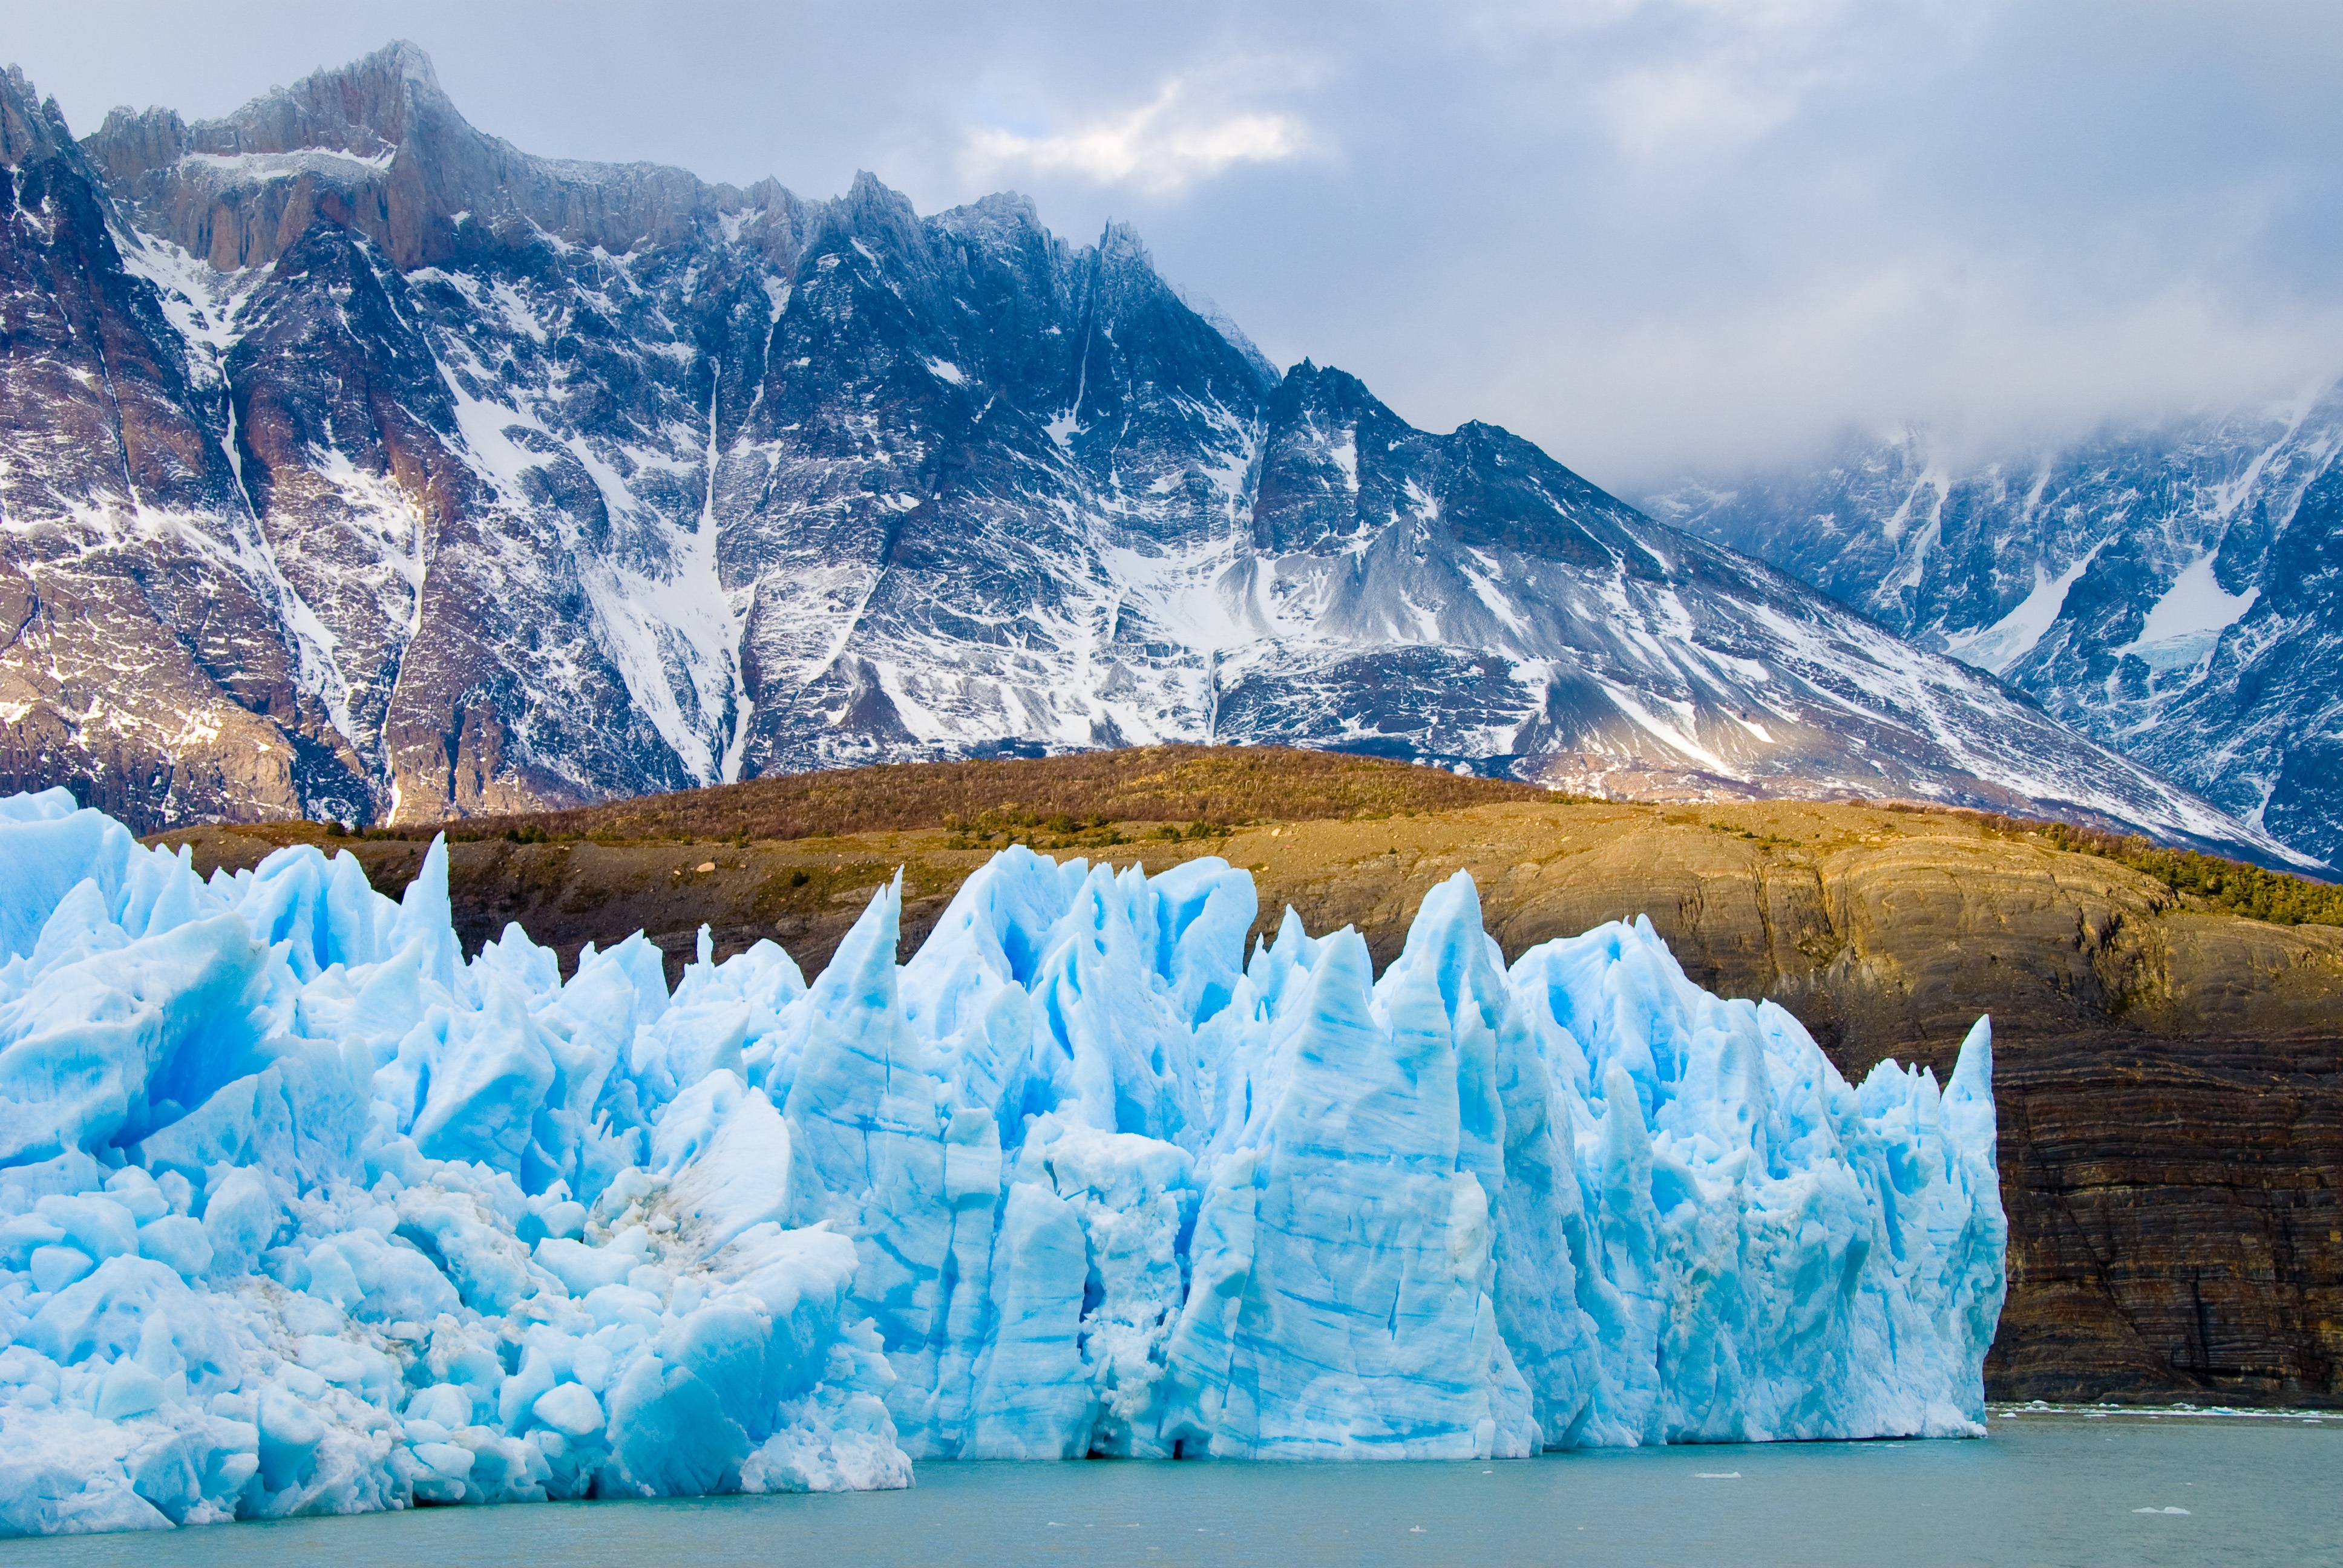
[10,1411,2337,1568]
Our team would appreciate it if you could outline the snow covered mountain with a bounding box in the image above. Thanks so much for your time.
[1651,389,2343,867]
[0,44,2308,868]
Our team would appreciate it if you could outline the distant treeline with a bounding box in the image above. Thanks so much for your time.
[1953,811,2343,927]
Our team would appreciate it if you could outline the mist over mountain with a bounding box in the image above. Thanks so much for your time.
[0,43,2308,870]
[1654,387,2343,866]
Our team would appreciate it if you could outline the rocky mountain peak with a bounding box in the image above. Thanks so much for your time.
[1268,357,1378,416]
[941,188,1046,236]
[82,105,189,183]
[0,65,74,166]
[813,168,931,273]
[84,39,449,183]
[215,38,447,158]
[1096,218,1152,264]
[0,46,2312,872]
[77,39,730,272]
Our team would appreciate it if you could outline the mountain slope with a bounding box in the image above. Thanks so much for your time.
[1653,390,2343,866]
[0,43,2308,870]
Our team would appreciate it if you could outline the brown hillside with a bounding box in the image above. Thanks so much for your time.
[152,754,2343,1412]
[364,744,1550,844]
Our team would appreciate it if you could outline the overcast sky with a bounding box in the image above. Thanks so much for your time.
[10,1,2342,492]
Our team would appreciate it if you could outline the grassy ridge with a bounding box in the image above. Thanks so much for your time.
[357,746,1550,846]
[303,743,2343,931]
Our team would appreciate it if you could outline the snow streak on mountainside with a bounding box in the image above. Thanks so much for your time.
[0,44,2306,869]
[1651,390,2343,868]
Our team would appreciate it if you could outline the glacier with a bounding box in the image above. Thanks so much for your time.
[0,786,2005,1535]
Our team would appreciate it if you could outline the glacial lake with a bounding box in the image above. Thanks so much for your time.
[11,1410,2336,1568]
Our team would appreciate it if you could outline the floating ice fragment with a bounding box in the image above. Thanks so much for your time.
[0,795,2005,1537]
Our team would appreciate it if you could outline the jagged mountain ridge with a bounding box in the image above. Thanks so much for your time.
[0,43,2308,869]
[1651,391,2343,866]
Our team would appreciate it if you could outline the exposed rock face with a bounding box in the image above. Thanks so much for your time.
[0,67,346,822]
[0,44,2306,871]
[160,795,2343,1405]
[1651,391,2343,868]
[85,42,740,273]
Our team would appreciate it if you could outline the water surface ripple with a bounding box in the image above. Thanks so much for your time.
[10,1411,2335,1567]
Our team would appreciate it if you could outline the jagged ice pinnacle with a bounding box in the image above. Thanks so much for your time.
[0,788,2005,1535]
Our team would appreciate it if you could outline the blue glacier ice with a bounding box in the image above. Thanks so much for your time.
[0,788,2005,1535]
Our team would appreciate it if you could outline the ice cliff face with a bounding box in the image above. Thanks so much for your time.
[0,44,2297,867]
[0,786,2004,1533]
[1651,391,2343,869]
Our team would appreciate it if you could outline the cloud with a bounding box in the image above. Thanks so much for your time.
[1444,0,1983,168]
[958,78,1311,197]
[11,1,2342,493]
[1593,8,1870,158]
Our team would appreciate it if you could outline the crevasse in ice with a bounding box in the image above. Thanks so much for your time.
[0,788,2005,1534]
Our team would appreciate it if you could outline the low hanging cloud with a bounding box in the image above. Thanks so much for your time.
[958,79,1310,197]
